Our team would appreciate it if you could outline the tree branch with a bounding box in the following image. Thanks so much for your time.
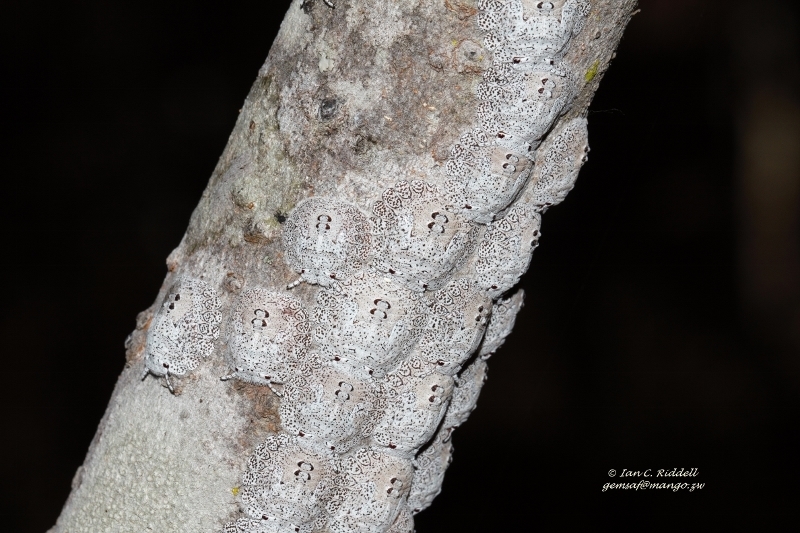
[52,1,637,531]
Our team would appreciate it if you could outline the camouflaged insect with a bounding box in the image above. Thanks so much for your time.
[473,0,589,153]
[526,117,589,208]
[479,289,525,359]
[142,277,222,392]
[327,448,414,533]
[444,139,533,224]
[415,278,492,376]
[313,269,428,377]
[371,180,479,293]
[407,426,453,514]
[280,354,385,455]
[385,507,415,533]
[222,289,311,395]
[221,518,270,533]
[283,197,373,288]
[476,67,576,151]
[372,363,454,457]
[443,357,489,431]
[222,517,322,533]
[477,0,591,64]
[238,434,335,530]
[474,204,541,299]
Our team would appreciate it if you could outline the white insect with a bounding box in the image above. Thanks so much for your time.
[407,426,453,514]
[372,180,479,293]
[221,288,311,395]
[442,357,489,431]
[479,289,525,359]
[444,140,533,224]
[327,448,414,533]
[478,0,591,64]
[280,354,385,455]
[474,0,590,156]
[474,204,541,299]
[476,66,576,151]
[526,117,590,209]
[282,197,373,288]
[372,361,454,457]
[142,277,221,392]
[386,506,415,533]
[415,278,492,376]
[313,269,428,377]
[222,517,315,533]
[237,434,335,530]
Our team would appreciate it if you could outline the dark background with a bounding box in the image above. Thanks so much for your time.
[2,0,798,531]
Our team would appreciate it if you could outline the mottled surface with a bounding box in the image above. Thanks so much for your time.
[52,1,636,532]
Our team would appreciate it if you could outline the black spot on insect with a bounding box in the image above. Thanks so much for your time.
[275,212,287,224]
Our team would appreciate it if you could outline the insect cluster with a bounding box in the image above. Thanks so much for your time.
[142,278,222,392]
[139,1,592,531]
[222,289,312,395]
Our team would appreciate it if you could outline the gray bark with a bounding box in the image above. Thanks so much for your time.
[51,1,637,532]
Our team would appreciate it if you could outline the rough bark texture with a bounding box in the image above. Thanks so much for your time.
[52,1,637,532]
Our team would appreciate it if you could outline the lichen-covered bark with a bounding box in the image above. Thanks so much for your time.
[52,1,637,532]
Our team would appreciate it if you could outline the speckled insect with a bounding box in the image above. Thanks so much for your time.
[444,140,533,224]
[474,0,590,155]
[283,197,373,288]
[415,278,492,376]
[327,448,414,533]
[313,269,428,377]
[474,204,541,299]
[478,289,525,360]
[476,67,577,150]
[372,363,454,457]
[221,289,311,395]
[281,354,385,455]
[372,180,479,293]
[385,507,415,533]
[479,289,525,359]
[442,357,489,431]
[478,0,591,64]
[526,117,589,209]
[407,426,453,514]
[222,517,317,533]
[239,434,335,530]
[141,277,221,392]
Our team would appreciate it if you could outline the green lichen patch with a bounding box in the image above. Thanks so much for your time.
[585,59,600,83]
